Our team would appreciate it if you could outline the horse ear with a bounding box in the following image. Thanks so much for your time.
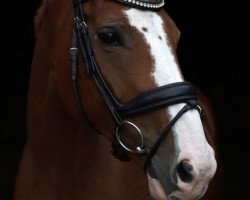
[35,0,57,36]
[35,1,47,35]
[173,25,181,47]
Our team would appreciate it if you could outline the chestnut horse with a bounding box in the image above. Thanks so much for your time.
[14,0,222,199]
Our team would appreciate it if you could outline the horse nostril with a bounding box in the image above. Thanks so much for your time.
[177,160,194,183]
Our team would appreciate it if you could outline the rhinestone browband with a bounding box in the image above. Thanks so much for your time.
[116,0,165,10]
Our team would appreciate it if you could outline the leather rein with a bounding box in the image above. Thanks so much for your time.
[70,0,202,172]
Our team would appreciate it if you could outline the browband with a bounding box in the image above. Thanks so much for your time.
[73,0,164,10]
[115,0,165,10]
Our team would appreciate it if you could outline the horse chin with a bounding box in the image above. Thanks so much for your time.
[147,174,171,200]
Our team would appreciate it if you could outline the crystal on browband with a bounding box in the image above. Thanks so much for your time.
[115,0,165,10]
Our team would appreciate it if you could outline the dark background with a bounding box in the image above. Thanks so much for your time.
[0,0,249,199]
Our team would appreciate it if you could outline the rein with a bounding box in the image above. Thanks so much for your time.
[71,0,202,172]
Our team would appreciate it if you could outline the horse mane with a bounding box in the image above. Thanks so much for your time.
[34,0,57,35]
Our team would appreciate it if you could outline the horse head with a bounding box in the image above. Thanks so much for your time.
[59,0,217,199]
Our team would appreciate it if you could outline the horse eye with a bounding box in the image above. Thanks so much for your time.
[97,29,122,47]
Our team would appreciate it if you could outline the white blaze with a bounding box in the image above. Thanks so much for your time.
[124,9,183,85]
[124,8,216,197]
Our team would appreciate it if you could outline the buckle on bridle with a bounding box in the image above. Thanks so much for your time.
[74,17,88,33]
[115,121,146,154]
[70,47,78,56]
[196,105,204,118]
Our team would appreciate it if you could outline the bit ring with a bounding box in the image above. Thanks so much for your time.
[115,121,146,154]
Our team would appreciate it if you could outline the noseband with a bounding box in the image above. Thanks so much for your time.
[71,0,202,171]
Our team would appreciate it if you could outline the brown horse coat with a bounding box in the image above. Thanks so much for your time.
[14,0,223,199]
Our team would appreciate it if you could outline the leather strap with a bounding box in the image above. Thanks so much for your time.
[73,0,124,124]
[119,82,197,118]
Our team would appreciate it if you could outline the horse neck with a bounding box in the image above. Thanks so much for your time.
[27,58,98,149]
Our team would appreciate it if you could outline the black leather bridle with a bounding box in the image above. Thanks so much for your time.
[71,0,202,172]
